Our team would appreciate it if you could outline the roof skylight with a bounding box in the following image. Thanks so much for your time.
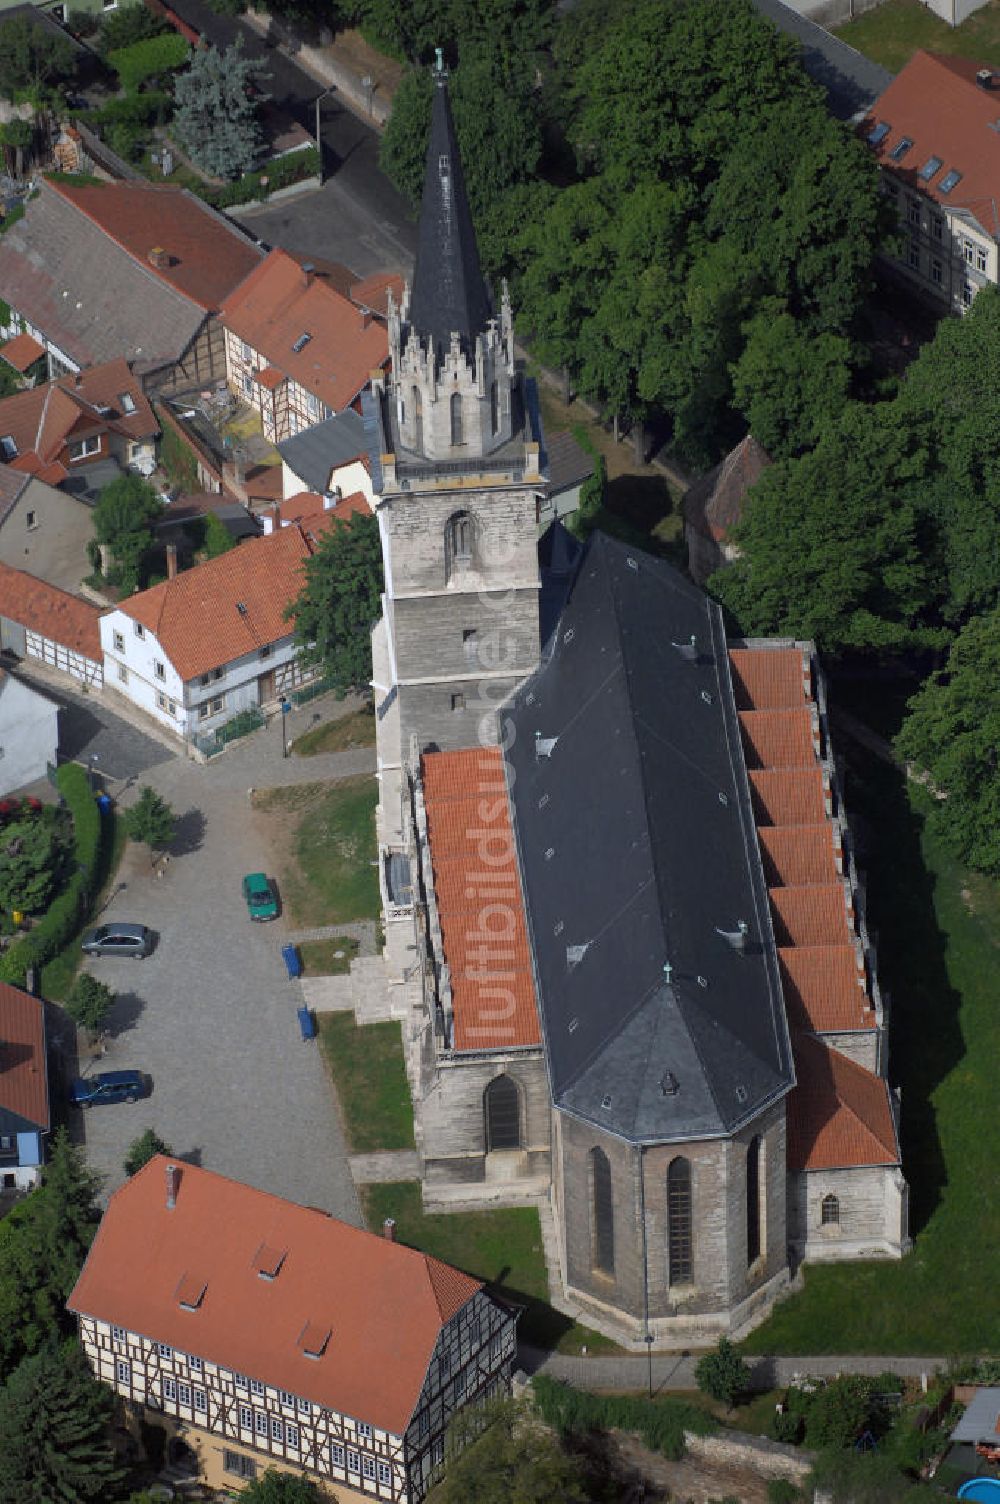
[291,332,312,353]
[867,122,890,145]
[889,136,914,161]
[919,155,943,181]
[939,168,963,194]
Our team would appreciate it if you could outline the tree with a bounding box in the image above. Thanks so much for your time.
[428,1395,585,1504]
[0,815,64,913]
[694,1337,751,1409]
[239,1469,326,1503]
[125,787,175,863]
[803,1375,877,1451]
[123,1128,172,1178]
[202,510,235,559]
[0,16,77,100]
[171,40,266,180]
[730,308,852,460]
[0,1340,124,1503]
[92,472,163,595]
[896,609,1000,875]
[0,117,33,180]
[568,447,606,541]
[65,974,114,1036]
[288,511,384,698]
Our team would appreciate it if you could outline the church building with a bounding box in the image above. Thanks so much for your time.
[366,61,910,1346]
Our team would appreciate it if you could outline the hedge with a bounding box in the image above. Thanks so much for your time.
[0,764,103,986]
[530,1376,715,1461]
[109,33,189,92]
[198,146,320,209]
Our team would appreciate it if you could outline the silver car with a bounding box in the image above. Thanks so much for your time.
[81,923,152,959]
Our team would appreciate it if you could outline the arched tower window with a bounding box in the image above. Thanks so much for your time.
[667,1157,693,1285]
[821,1194,840,1226]
[490,380,498,435]
[445,510,474,580]
[484,1076,520,1152]
[746,1136,762,1266]
[411,385,422,448]
[450,391,463,446]
[590,1147,614,1277]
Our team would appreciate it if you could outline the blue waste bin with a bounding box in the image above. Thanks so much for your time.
[297,1006,316,1041]
[96,794,112,816]
[281,944,302,979]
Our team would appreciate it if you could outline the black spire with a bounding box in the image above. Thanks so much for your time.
[407,52,491,364]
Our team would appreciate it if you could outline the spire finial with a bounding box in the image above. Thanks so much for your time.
[434,45,445,75]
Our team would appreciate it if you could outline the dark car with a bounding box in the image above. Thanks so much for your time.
[70,1070,148,1108]
[81,923,152,959]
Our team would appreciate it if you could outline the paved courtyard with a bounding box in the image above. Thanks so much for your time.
[64,691,376,1224]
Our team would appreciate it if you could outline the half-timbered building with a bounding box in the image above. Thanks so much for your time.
[69,1158,517,1499]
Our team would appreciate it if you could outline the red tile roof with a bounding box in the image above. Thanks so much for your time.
[222,249,390,414]
[0,331,45,373]
[748,768,827,827]
[758,824,839,888]
[115,527,312,681]
[738,708,816,769]
[47,179,264,313]
[729,647,809,710]
[350,271,405,320]
[778,946,872,1034]
[786,1033,899,1171]
[277,490,370,528]
[769,884,848,948]
[0,357,156,471]
[683,433,770,542]
[0,562,102,660]
[0,981,48,1131]
[865,51,1000,238]
[67,1157,482,1436]
[422,748,541,1051]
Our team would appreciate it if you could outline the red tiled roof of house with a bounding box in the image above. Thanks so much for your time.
[115,527,311,681]
[67,1157,481,1436]
[0,981,48,1131]
[729,647,808,710]
[350,271,405,320]
[277,490,370,527]
[738,708,816,770]
[0,561,102,660]
[0,331,45,372]
[47,178,264,312]
[257,366,284,392]
[786,1033,899,1171]
[778,946,873,1034]
[748,768,827,827]
[864,51,1000,238]
[422,748,541,1052]
[769,884,849,948]
[0,358,156,471]
[221,249,390,414]
[758,824,839,888]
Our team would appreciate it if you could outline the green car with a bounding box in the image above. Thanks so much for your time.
[242,872,278,922]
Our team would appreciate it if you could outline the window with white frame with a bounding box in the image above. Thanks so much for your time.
[68,435,101,462]
[198,696,224,719]
[189,1355,203,1372]
[242,341,252,362]
[178,1382,191,1406]
[157,1343,172,1359]
[154,660,166,680]
[907,198,920,227]
[156,692,177,716]
[279,1391,295,1408]
[224,1451,257,1480]
[963,281,975,308]
[931,258,943,286]
[455,1366,467,1398]
[239,1404,253,1428]
[243,373,253,398]
[964,239,975,265]
[378,1461,391,1485]
[163,1377,177,1402]
[255,1411,267,1435]
[25,509,36,529]
[116,1360,130,1385]
[908,241,920,271]
[977,245,988,273]
[331,1442,345,1466]
[932,216,944,241]
[250,1379,265,1396]
[271,1417,284,1442]
[286,1423,300,1448]
[431,1438,444,1465]
[298,1398,311,1413]
[363,1456,376,1480]
[134,622,145,639]
[112,1325,126,1342]
[347,1449,360,1473]
[357,1422,373,1439]
[113,631,124,652]
[194,1389,207,1413]
[234,1373,248,1388]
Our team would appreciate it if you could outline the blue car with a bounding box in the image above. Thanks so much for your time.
[70,1070,147,1108]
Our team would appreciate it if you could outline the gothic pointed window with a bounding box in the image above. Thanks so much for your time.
[821,1194,840,1226]
[746,1136,762,1265]
[450,391,463,446]
[590,1147,614,1277]
[445,511,473,580]
[484,1076,520,1152]
[667,1157,693,1285]
[490,380,498,435]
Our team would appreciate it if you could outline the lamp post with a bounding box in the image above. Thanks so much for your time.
[89,752,99,794]
[280,698,291,759]
[314,87,335,186]
[361,74,373,118]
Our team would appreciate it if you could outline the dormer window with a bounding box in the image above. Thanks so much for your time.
[298,1321,331,1358]
[0,435,16,460]
[252,1243,287,1280]
[119,391,137,414]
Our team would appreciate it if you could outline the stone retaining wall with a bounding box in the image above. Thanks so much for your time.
[684,1426,814,1484]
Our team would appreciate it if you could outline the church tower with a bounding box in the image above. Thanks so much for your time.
[368,54,544,765]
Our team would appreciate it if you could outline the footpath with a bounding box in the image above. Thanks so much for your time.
[522,1347,947,1393]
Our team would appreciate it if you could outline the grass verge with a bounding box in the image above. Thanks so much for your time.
[361,1181,620,1355]
[41,813,127,1002]
[256,775,379,927]
[292,707,377,757]
[319,1013,415,1152]
[834,0,1000,72]
[745,682,1000,1354]
[299,936,359,976]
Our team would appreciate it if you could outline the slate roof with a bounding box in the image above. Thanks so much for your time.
[0,980,48,1134]
[504,533,793,1143]
[0,180,261,375]
[751,0,893,122]
[114,527,312,681]
[277,408,369,494]
[67,1156,482,1437]
[407,69,491,364]
[545,430,595,496]
[864,51,1000,239]
[0,561,102,660]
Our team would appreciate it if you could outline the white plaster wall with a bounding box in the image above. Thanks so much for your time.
[101,610,186,734]
[0,674,57,793]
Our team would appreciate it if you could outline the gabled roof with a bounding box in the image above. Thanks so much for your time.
[421,747,540,1052]
[277,408,369,494]
[0,561,102,660]
[407,68,492,363]
[769,884,850,948]
[0,358,156,474]
[758,824,838,888]
[505,533,793,1142]
[114,527,312,681]
[350,271,405,320]
[786,1032,899,1170]
[544,430,595,496]
[683,434,770,544]
[67,1157,482,1436]
[730,646,809,710]
[276,490,369,531]
[221,249,389,414]
[0,180,261,373]
[865,51,1000,238]
[0,331,45,373]
[779,946,872,1034]
[0,981,48,1133]
[752,0,893,122]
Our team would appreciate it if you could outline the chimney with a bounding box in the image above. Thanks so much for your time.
[165,1163,180,1209]
[323,485,342,511]
[361,309,372,329]
[148,246,172,270]
[73,372,83,389]
[261,508,275,536]
[382,1217,396,1242]
[977,67,994,89]
[166,542,178,580]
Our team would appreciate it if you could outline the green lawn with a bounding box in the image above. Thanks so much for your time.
[835,0,1000,72]
[319,1014,415,1153]
[258,776,379,927]
[361,1181,620,1355]
[745,695,1000,1354]
[292,707,377,757]
[298,935,359,976]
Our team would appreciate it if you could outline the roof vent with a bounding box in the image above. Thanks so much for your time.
[566,942,590,970]
[544,846,555,860]
[176,1272,207,1310]
[718,791,729,807]
[252,1243,287,1280]
[534,732,558,760]
[700,690,713,705]
[735,1084,748,1104]
[302,262,315,274]
[715,920,750,953]
[977,67,996,89]
[663,960,673,985]
[601,1093,612,1109]
[696,975,709,988]
[383,1218,396,1242]
[553,919,564,936]
[660,1071,679,1097]
[537,793,549,810]
[563,627,575,644]
[298,1321,331,1359]
[292,332,313,353]
[671,635,697,661]
[626,556,638,571]
[236,602,248,616]
[568,1017,579,1034]
[165,1162,180,1209]
[147,246,172,269]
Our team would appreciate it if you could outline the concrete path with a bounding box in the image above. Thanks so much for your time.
[520,1348,947,1392]
[349,1151,421,1184]
[286,920,378,955]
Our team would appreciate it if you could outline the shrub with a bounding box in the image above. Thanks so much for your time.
[98,4,169,55]
[768,1483,803,1504]
[531,1375,713,1461]
[65,973,114,1034]
[770,1407,803,1444]
[109,33,188,92]
[805,1376,878,1451]
[695,1338,752,1408]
